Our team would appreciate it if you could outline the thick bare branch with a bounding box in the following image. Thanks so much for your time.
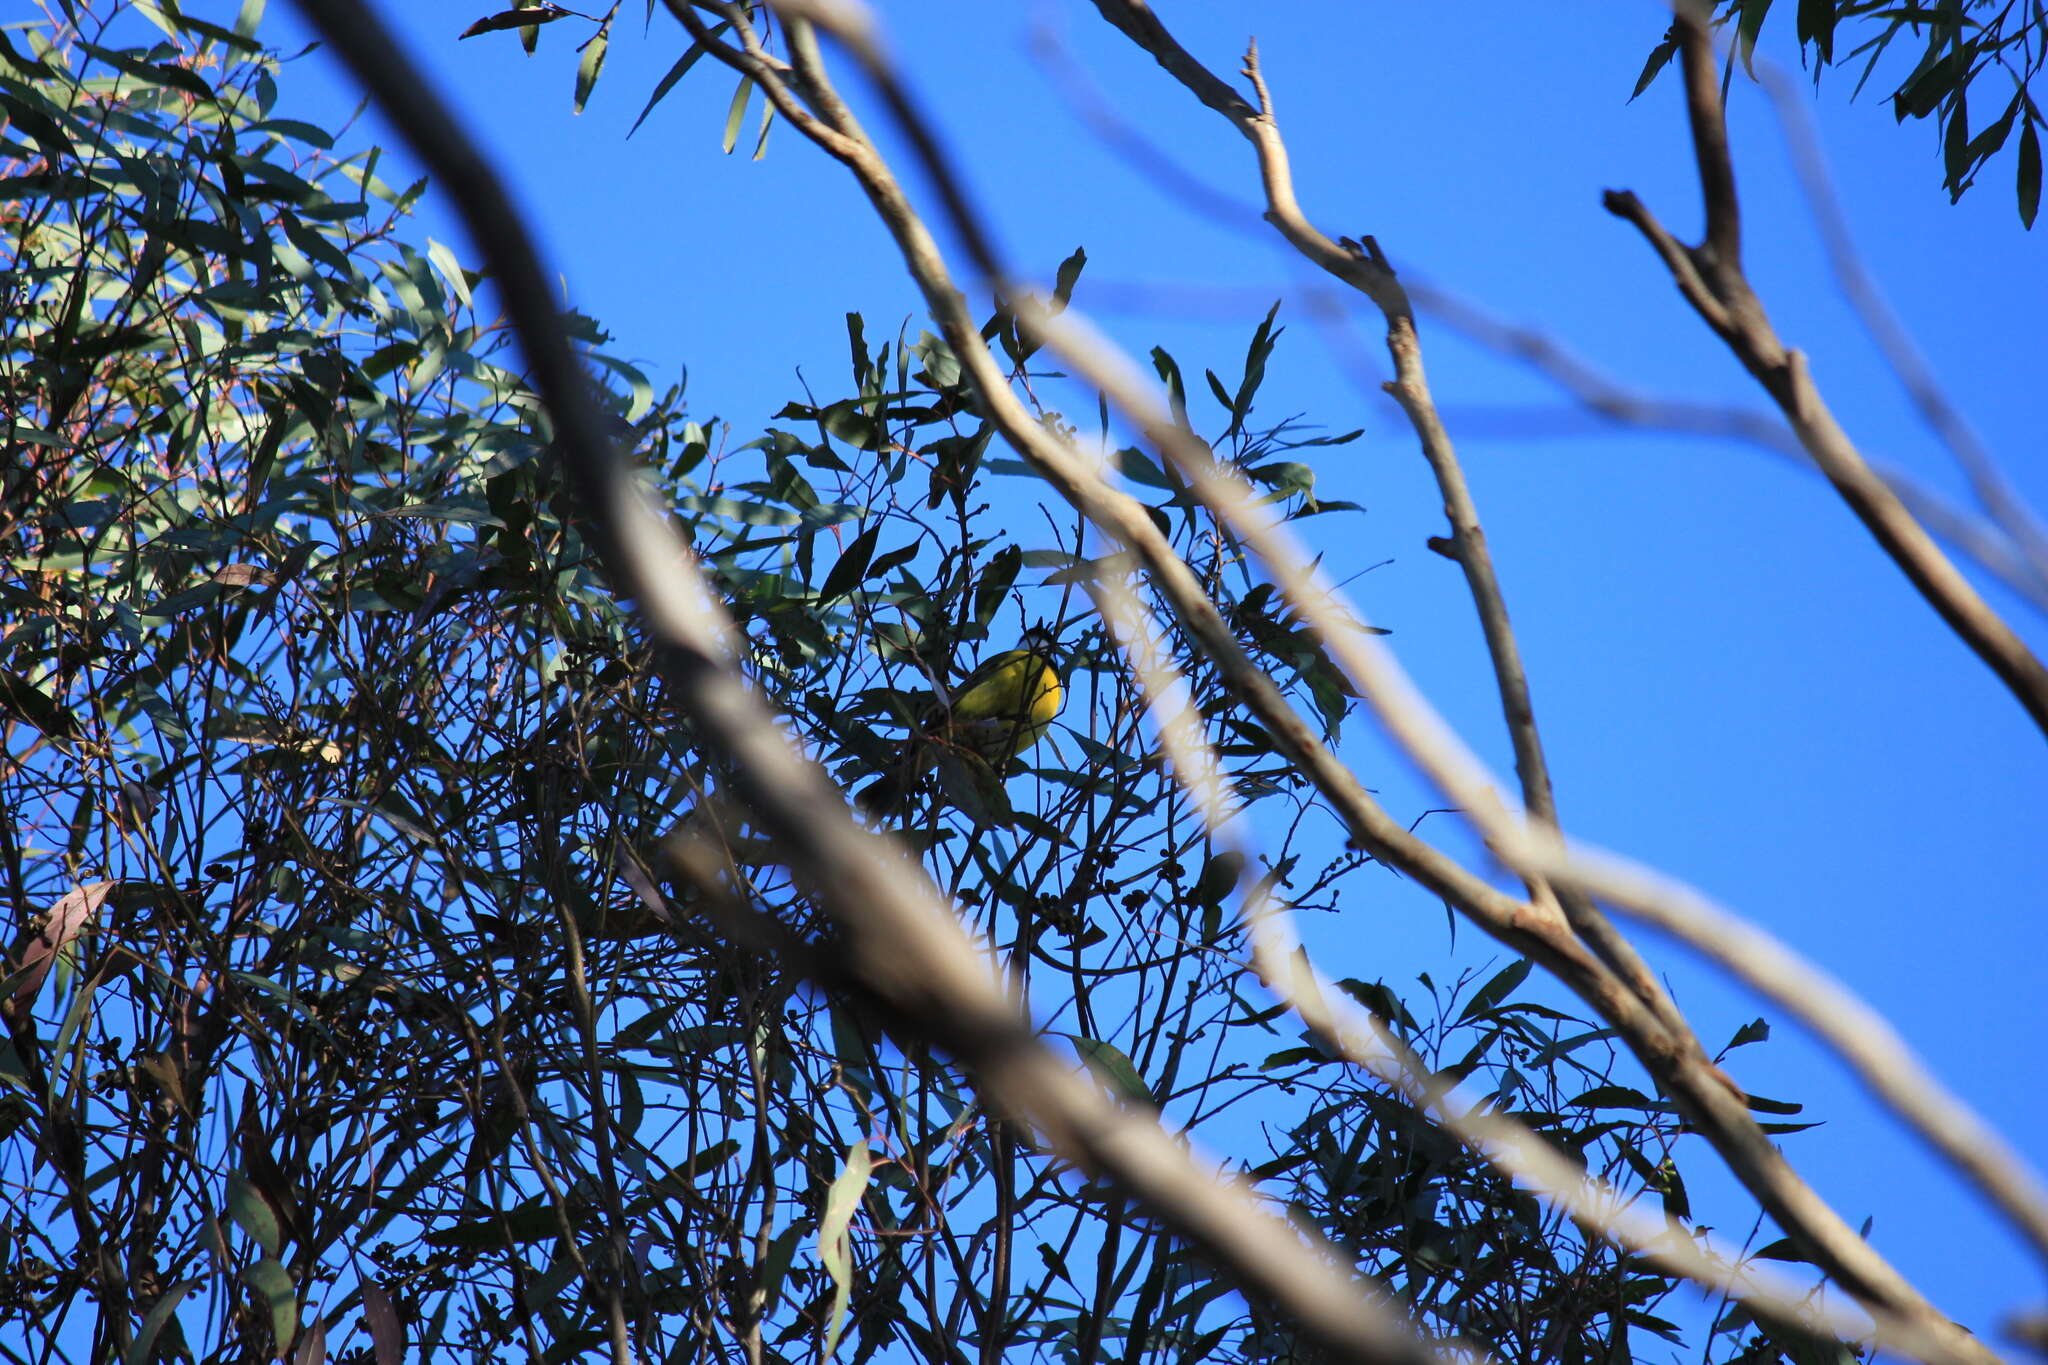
[701,40,1778,1277]
[1023,22,2048,620]
[1514,833,2048,1280]
[1011,297,2013,1361]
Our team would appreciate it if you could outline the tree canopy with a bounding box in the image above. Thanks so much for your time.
[3,3,2041,1365]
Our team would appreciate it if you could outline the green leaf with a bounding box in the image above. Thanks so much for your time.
[971,544,1022,628]
[1064,1033,1153,1106]
[647,1138,744,1196]
[1734,0,1775,77]
[613,1002,686,1051]
[1191,851,1244,911]
[817,398,881,449]
[460,5,572,39]
[828,1005,875,1098]
[574,20,610,115]
[1150,347,1189,427]
[1337,978,1418,1033]
[1458,958,1532,1022]
[1630,30,1679,101]
[361,1127,464,1239]
[629,22,730,138]
[143,581,226,619]
[424,237,473,308]
[1246,461,1315,501]
[722,72,754,155]
[2020,120,2041,228]
[1894,49,1967,122]
[1943,92,1972,197]
[756,1222,805,1320]
[1204,368,1234,415]
[1036,1242,1076,1289]
[818,1140,874,1362]
[1795,0,1838,64]
[932,749,1006,825]
[846,312,871,388]
[912,330,961,389]
[1113,446,1172,491]
[241,1257,297,1349]
[1726,1017,1770,1050]
[123,1279,202,1365]
[1751,1236,1815,1264]
[0,670,79,739]
[1050,246,1086,312]
[1568,1084,1655,1110]
[150,7,265,54]
[1228,302,1282,436]
[101,50,219,103]
[423,1195,560,1248]
[867,539,920,581]
[818,523,881,603]
[226,1172,282,1257]
[0,29,56,79]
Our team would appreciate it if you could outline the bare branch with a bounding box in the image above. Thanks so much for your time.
[1607,7,2048,745]
[1028,18,2048,621]
[1004,294,2023,1353]
[669,0,1575,965]
[1400,277,2048,616]
[1750,58,2048,587]
[1514,833,2048,1282]
[1678,0,1743,273]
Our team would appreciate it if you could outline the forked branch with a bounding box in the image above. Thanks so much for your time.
[1606,4,2048,745]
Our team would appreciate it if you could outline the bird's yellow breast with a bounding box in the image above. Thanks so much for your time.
[944,647,1062,763]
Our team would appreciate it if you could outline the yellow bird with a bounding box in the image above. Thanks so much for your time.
[859,625,1064,813]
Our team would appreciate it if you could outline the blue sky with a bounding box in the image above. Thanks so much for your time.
[265,0,2048,1348]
